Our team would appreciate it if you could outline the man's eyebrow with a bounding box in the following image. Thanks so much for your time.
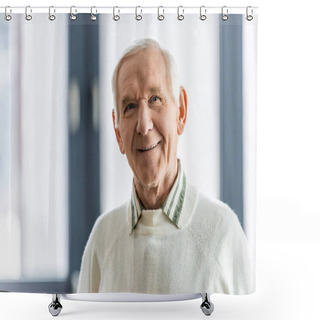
[120,88,162,107]
[149,87,161,94]
[121,96,133,108]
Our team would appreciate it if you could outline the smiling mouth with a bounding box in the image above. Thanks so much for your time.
[138,141,161,152]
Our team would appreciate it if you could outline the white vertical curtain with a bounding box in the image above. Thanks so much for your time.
[242,15,258,255]
[0,15,69,280]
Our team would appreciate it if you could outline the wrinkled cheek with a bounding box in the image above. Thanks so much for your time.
[120,127,131,153]
[168,137,178,160]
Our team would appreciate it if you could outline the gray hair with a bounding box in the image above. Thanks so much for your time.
[112,38,181,125]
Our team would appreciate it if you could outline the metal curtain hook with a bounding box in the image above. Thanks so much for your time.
[5,6,12,21]
[135,6,142,21]
[25,6,32,21]
[200,6,207,21]
[70,6,77,21]
[246,6,253,21]
[90,6,97,21]
[157,6,164,21]
[221,6,228,21]
[49,6,56,21]
[177,6,184,21]
[113,6,120,21]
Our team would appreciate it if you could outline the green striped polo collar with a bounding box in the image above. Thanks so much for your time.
[129,160,187,234]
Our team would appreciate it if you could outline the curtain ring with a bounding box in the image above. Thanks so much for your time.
[157,6,164,21]
[5,6,12,21]
[200,6,207,21]
[49,6,56,21]
[90,6,97,21]
[70,6,77,21]
[246,6,253,21]
[25,6,32,21]
[135,6,142,21]
[113,6,120,21]
[177,6,184,21]
[221,6,228,21]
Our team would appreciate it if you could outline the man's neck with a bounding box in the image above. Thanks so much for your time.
[134,162,178,210]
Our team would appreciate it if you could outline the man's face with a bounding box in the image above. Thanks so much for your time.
[113,48,187,189]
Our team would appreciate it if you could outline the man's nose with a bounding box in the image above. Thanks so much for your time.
[136,104,153,136]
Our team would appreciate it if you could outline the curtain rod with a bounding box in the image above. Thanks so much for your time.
[0,6,258,15]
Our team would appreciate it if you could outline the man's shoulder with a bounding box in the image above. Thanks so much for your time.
[190,185,238,230]
[92,201,129,235]
[198,192,235,217]
[185,184,247,265]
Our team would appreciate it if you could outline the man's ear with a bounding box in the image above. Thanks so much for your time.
[177,86,188,135]
[112,109,125,154]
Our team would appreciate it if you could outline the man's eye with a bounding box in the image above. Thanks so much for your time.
[124,103,136,113]
[150,96,161,103]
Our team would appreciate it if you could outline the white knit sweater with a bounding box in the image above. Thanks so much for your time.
[78,183,254,294]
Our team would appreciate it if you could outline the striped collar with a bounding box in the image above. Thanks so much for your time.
[129,160,187,234]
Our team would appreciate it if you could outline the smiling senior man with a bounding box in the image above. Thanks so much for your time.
[78,39,254,295]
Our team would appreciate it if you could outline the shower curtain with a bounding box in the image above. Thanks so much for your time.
[0,6,257,296]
